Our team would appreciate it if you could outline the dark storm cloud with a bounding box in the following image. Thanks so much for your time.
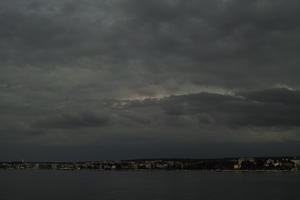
[3,88,299,135]
[34,112,110,129]
[238,88,300,104]
[123,88,300,128]
[0,0,299,86]
[1,88,300,159]
[1,0,300,159]
[0,4,92,65]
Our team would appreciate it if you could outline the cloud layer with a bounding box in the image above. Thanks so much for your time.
[0,0,300,160]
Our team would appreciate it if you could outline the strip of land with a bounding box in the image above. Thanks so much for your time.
[1,157,300,171]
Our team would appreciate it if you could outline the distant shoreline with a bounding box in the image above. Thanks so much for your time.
[0,168,299,172]
[1,157,299,171]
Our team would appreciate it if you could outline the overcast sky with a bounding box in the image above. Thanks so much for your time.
[1,0,300,161]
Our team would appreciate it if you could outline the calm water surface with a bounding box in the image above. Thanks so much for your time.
[0,170,299,200]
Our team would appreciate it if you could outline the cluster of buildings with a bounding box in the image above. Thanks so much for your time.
[233,157,300,170]
[0,157,299,171]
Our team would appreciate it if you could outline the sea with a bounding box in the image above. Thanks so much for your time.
[0,170,299,200]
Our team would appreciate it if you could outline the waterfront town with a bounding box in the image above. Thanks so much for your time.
[0,157,300,171]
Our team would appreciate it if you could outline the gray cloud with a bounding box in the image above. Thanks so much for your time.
[34,112,110,129]
[0,0,300,159]
[123,88,300,128]
[1,0,300,88]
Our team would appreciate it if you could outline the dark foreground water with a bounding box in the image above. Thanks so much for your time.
[0,170,300,200]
